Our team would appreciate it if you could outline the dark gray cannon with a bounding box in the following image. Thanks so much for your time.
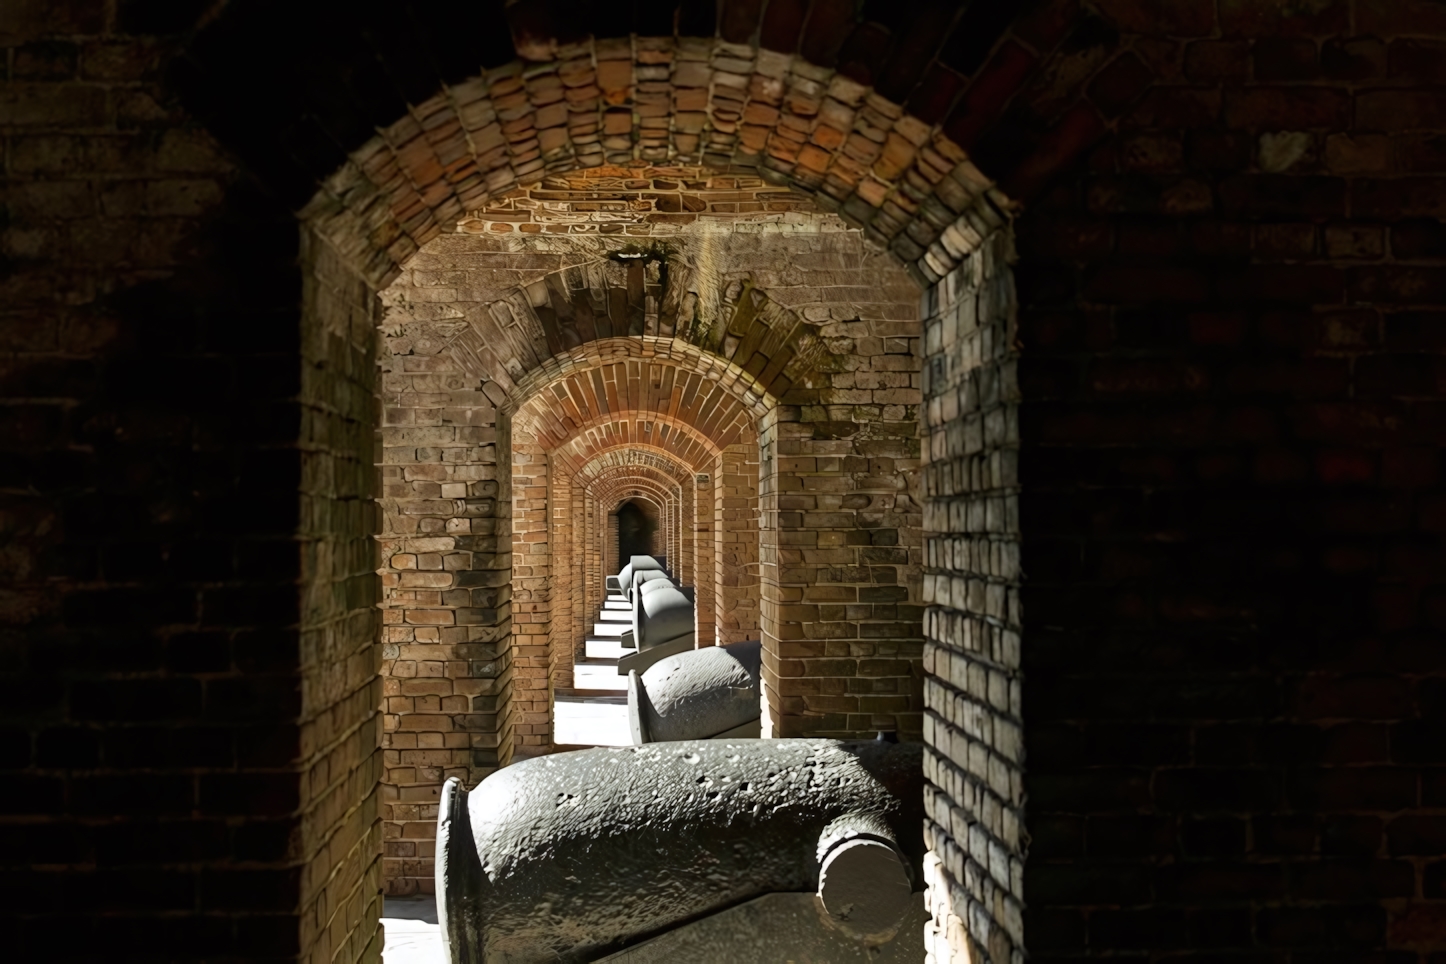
[616,579,695,677]
[627,640,762,744]
[436,739,925,964]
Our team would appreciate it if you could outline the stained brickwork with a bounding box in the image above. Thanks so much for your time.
[1013,6,1446,959]
[0,10,385,963]
[375,282,508,896]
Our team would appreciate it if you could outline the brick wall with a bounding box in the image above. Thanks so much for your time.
[509,436,549,759]
[0,4,390,959]
[720,441,763,646]
[1014,5,1446,958]
[371,207,924,880]
[13,2,1446,962]
[374,277,510,896]
[919,228,1023,964]
[298,230,384,963]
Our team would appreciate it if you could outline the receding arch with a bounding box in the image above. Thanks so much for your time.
[91,1,1146,961]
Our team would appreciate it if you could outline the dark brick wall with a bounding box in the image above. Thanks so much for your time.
[0,5,382,960]
[1016,4,1446,957]
[0,4,317,958]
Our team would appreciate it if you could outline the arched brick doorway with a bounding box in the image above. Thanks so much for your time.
[12,4,1438,964]
[276,25,1023,959]
[138,2,1120,961]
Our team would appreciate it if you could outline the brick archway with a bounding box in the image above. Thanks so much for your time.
[17,3,1426,964]
[172,0,1132,958]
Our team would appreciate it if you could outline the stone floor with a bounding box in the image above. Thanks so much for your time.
[382,897,442,964]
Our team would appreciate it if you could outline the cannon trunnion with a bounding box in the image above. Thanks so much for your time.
[436,739,925,963]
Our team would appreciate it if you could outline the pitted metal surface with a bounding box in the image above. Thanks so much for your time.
[631,641,761,743]
[453,739,923,963]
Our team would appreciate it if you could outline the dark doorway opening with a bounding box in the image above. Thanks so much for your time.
[617,500,657,571]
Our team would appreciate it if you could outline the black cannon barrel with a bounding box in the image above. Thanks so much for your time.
[437,739,924,963]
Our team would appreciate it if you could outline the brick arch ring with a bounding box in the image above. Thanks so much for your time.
[297,51,1015,293]
[508,336,778,431]
[587,465,686,506]
[544,413,750,477]
[575,446,699,486]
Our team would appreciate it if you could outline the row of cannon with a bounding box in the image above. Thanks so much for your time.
[430,556,925,962]
[610,555,764,745]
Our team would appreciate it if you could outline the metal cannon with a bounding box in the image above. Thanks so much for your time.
[627,640,762,743]
[435,739,926,963]
[616,578,695,676]
[615,556,663,601]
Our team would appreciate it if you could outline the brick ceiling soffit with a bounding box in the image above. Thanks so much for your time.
[294,42,1025,292]
[545,403,749,453]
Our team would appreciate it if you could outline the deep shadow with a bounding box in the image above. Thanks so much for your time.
[616,500,656,570]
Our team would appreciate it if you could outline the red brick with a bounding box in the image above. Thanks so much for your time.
[1005,103,1108,200]
[1323,38,1387,81]
[1093,0,1215,35]
[1084,265,1209,303]
[1351,267,1446,305]
[1358,0,1446,36]
[943,41,1038,150]
[1125,87,1221,128]
[1219,175,1346,218]
[1253,37,1318,81]
[1184,40,1250,83]
[721,0,766,44]
[759,0,807,52]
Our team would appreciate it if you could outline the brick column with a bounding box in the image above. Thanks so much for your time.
[376,325,508,896]
[549,468,576,692]
[694,469,717,646]
[509,440,550,755]
[918,232,1023,964]
[717,442,762,646]
[300,232,385,955]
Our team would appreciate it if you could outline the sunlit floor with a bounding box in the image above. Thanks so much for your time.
[382,897,442,964]
[554,693,631,746]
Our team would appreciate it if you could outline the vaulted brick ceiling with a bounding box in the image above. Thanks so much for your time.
[588,470,681,510]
